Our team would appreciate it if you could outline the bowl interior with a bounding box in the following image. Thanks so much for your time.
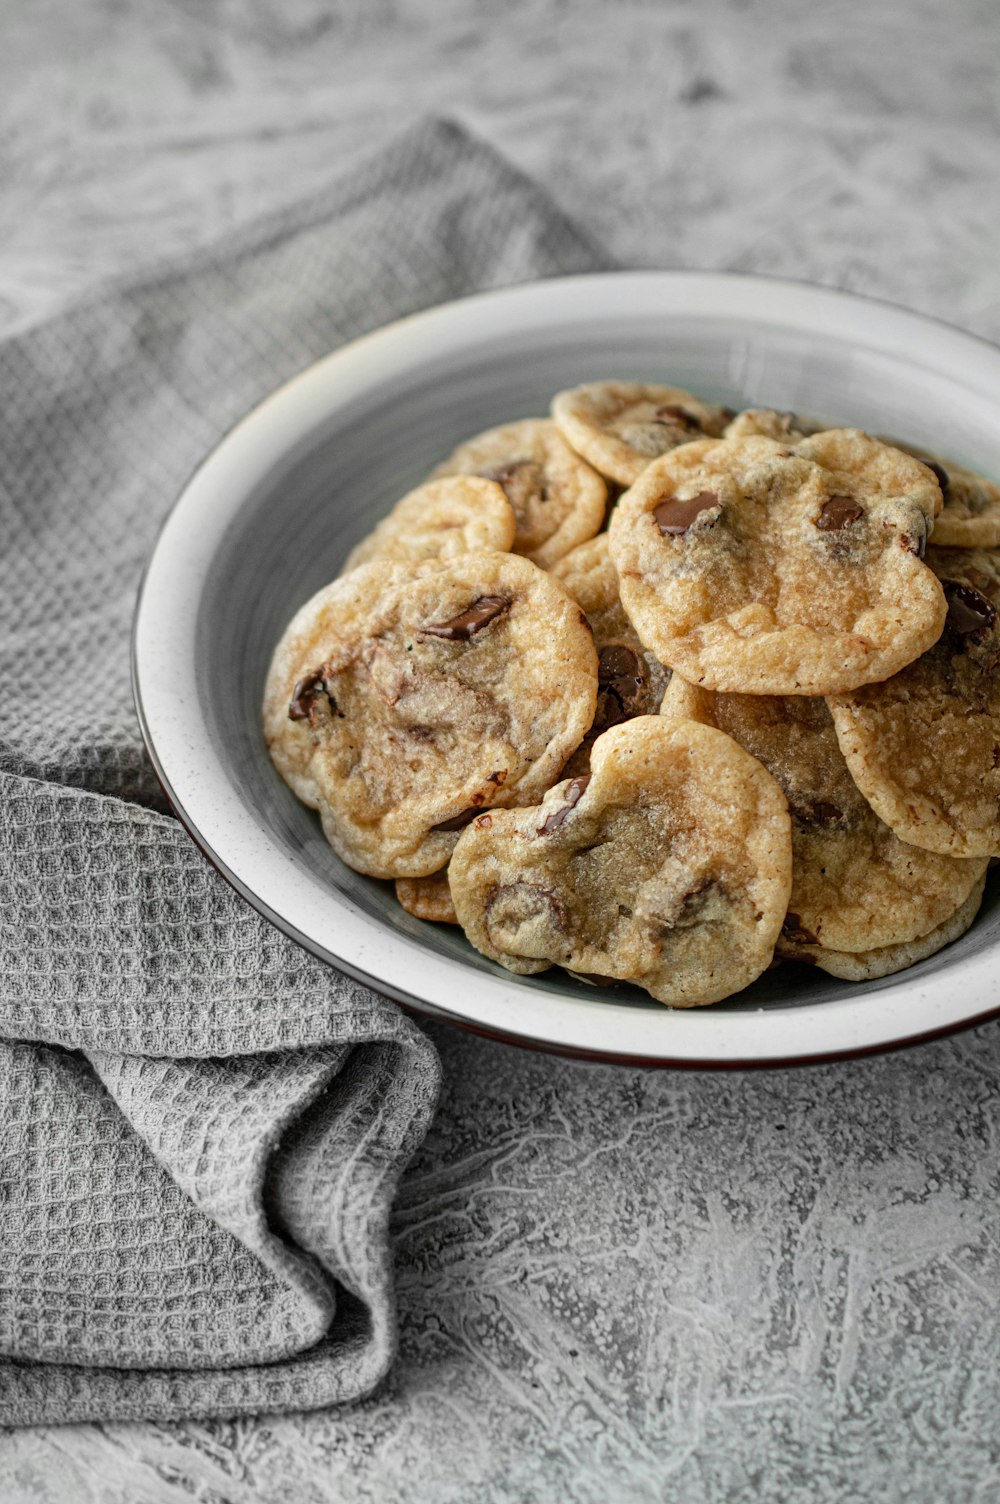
[189,293,1000,1029]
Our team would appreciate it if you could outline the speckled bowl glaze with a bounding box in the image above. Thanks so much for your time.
[133,271,1000,1066]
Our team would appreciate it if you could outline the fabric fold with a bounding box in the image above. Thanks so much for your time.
[0,115,605,1426]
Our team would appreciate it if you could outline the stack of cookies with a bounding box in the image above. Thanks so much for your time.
[264,382,1000,1007]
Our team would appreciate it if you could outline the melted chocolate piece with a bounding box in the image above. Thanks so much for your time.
[927,460,950,497]
[288,670,331,722]
[420,595,511,640]
[652,404,701,430]
[942,579,997,642]
[596,643,646,728]
[816,495,864,531]
[539,774,591,834]
[653,490,720,536]
[430,807,483,833]
[901,527,927,559]
[781,913,819,946]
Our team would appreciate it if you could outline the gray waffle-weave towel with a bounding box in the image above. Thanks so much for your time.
[0,117,604,1427]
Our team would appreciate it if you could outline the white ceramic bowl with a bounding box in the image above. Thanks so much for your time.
[133,271,1000,1066]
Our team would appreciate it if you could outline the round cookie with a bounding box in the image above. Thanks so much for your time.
[887,440,1000,548]
[395,871,458,925]
[551,535,671,774]
[340,477,515,574]
[448,716,792,1007]
[777,873,986,980]
[608,430,946,695]
[551,382,732,487]
[263,552,598,879]
[827,546,1000,858]
[430,418,605,569]
[659,676,987,953]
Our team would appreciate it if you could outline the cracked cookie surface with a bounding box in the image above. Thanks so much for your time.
[609,430,946,695]
[551,381,732,487]
[429,418,605,569]
[264,552,598,878]
[448,716,792,1006]
[659,676,987,953]
[340,477,515,574]
[828,546,1000,858]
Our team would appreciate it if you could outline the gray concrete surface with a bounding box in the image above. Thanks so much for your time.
[2,1,1000,1498]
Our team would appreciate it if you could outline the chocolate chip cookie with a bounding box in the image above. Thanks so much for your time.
[551,535,671,774]
[723,408,828,443]
[551,381,732,487]
[659,676,987,953]
[888,441,1000,548]
[448,716,792,1006]
[777,873,986,979]
[430,418,606,569]
[609,430,946,695]
[828,546,1000,858]
[395,871,458,925]
[263,553,598,878]
[340,477,516,574]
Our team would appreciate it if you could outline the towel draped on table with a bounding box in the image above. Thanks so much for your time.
[0,118,606,1426]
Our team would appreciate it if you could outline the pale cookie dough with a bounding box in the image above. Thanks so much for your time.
[448,716,792,1007]
[551,535,671,774]
[827,546,1000,858]
[430,418,605,569]
[888,439,1000,548]
[340,477,515,574]
[723,408,828,443]
[608,430,946,695]
[659,676,987,953]
[777,873,986,979]
[551,381,732,487]
[395,871,458,925]
[263,552,598,879]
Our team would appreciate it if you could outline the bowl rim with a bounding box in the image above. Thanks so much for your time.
[132,268,1000,1068]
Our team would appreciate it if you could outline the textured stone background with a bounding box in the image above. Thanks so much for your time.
[3,1,1000,1499]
